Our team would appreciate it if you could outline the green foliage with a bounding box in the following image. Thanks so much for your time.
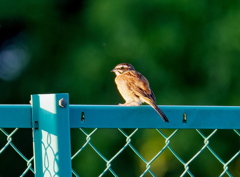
[0,1,239,176]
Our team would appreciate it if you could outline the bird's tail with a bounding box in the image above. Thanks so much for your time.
[149,102,169,122]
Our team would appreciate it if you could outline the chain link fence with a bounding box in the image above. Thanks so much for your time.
[71,128,240,177]
[0,94,240,177]
[0,128,34,177]
[1,128,239,177]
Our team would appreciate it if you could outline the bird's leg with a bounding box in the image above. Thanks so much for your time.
[118,102,140,106]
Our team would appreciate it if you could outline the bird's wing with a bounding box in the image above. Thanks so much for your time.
[120,71,169,122]
[124,71,156,102]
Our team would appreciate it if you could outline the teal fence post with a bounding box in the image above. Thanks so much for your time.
[31,93,72,177]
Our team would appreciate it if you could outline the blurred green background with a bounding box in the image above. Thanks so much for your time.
[0,0,239,176]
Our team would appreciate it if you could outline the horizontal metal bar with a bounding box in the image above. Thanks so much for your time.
[0,105,240,129]
[70,105,240,129]
[0,105,32,128]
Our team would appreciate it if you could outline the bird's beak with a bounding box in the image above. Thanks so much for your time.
[111,68,116,72]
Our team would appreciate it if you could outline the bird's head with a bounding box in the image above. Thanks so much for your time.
[111,63,135,76]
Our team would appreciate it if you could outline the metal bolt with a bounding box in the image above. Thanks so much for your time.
[59,98,67,107]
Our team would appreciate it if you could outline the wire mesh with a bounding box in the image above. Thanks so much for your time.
[71,128,240,177]
[0,128,239,176]
[0,128,34,177]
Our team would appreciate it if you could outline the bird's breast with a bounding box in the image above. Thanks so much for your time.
[115,76,138,101]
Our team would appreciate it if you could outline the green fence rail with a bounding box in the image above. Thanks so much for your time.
[0,93,239,176]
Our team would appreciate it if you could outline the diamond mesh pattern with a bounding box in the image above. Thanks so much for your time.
[0,128,34,176]
[0,128,239,176]
[71,128,240,177]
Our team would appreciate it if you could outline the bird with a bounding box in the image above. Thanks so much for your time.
[111,63,169,122]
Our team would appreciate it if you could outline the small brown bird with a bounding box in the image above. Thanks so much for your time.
[111,63,169,122]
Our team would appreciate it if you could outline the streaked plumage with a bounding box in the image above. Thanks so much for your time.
[111,63,169,122]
